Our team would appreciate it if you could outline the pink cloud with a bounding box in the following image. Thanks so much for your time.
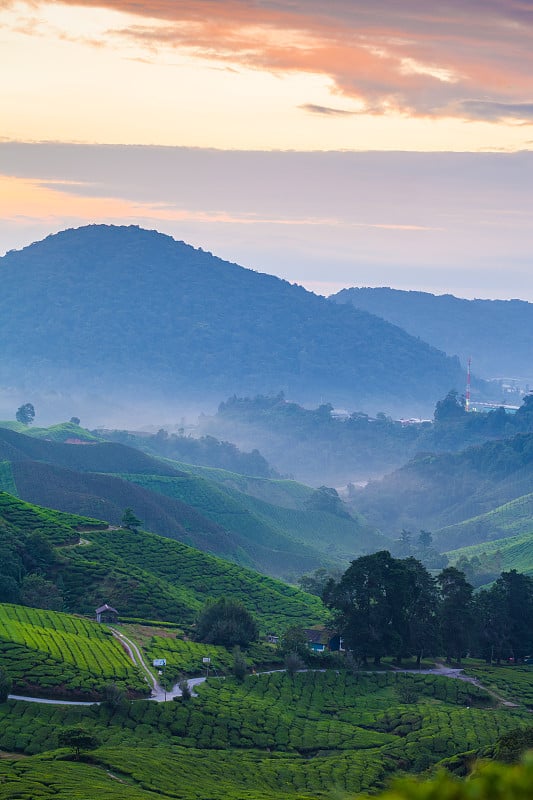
[13,1,533,120]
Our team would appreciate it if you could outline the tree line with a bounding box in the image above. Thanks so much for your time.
[323,551,533,667]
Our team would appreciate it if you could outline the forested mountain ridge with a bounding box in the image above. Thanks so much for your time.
[332,286,533,381]
[0,225,467,416]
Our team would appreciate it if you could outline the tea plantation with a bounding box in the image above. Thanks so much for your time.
[0,671,530,799]
[0,603,148,698]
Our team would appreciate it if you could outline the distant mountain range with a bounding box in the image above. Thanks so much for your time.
[332,287,533,383]
[0,225,469,419]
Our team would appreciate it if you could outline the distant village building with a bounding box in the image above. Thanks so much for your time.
[304,628,344,653]
[95,604,118,623]
[266,634,280,645]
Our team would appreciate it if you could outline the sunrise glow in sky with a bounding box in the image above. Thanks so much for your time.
[2,0,533,298]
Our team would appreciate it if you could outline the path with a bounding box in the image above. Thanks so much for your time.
[109,627,204,702]
[6,652,525,709]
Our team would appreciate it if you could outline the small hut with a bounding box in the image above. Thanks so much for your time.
[95,604,118,623]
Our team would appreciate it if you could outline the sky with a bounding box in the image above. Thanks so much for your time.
[2,0,533,299]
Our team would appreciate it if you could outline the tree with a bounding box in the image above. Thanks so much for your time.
[121,508,142,532]
[20,573,63,611]
[404,558,440,668]
[438,567,475,664]
[279,625,309,661]
[434,390,466,423]
[195,597,258,647]
[69,416,80,425]
[324,551,415,665]
[0,667,12,702]
[15,403,35,425]
[305,486,350,517]
[231,646,247,681]
[178,676,191,701]
[58,726,100,759]
[325,552,439,667]
[489,570,533,661]
[298,567,342,598]
[418,530,433,549]
[284,651,305,675]
[103,682,126,709]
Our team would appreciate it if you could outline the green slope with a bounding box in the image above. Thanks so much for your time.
[0,427,341,579]
[0,603,147,699]
[436,493,533,551]
[118,472,384,566]
[0,492,324,633]
[352,432,533,540]
[447,531,533,577]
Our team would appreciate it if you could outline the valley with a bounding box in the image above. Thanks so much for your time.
[0,228,532,800]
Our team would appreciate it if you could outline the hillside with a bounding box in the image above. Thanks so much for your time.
[0,492,324,632]
[332,286,533,382]
[350,432,533,542]
[0,427,340,578]
[447,531,533,578]
[121,471,386,564]
[0,225,467,418]
[436,493,533,551]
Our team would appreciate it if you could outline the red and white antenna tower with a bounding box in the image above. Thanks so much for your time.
[466,357,471,412]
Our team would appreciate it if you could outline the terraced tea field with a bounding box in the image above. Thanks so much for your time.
[0,670,529,799]
[0,604,147,699]
[465,665,533,707]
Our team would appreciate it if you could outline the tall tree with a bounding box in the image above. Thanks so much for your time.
[324,551,430,666]
[404,558,440,668]
[195,597,258,647]
[15,402,35,425]
[438,567,474,664]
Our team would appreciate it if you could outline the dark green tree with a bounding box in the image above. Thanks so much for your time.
[418,530,433,549]
[58,726,100,759]
[20,573,63,611]
[121,508,142,532]
[195,597,258,647]
[103,682,126,709]
[434,390,466,423]
[231,646,247,681]
[298,567,342,597]
[404,558,440,668]
[15,402,35,425]
[475,584,510,664]
[279,625,309,660]
[324,551,413,665]
[284,651,305,675]
[438,567,474,664]
[178,676,191,701]
[305,486,350,517]
[493,570,533,660]
[0,667,12,702]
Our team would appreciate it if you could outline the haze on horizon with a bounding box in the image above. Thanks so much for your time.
[1,0,533,300]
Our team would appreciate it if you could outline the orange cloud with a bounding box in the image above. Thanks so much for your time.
[31,0,533,121]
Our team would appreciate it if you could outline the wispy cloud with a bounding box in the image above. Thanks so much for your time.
[20,0,533,123]
[299,103,358,116]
